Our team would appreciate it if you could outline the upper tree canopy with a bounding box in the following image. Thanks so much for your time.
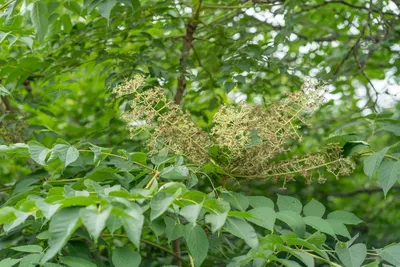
[1,0,399,117]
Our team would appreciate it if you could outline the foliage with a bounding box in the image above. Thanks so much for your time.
[0,0,400,266]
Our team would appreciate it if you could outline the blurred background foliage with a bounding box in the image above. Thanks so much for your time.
[1,0,399,250]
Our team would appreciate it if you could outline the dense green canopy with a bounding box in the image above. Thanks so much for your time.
[0,0,399,266]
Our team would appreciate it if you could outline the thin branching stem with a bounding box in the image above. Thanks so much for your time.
[78,149,156,172]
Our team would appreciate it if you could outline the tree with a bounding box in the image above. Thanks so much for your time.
[0,0,399,266]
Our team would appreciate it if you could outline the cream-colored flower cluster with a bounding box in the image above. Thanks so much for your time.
[114,76,354,183]
[115,76,211,164]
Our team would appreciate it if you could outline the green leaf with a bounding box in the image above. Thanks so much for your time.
[326,219,351,239]
[327,211,362,225]
[277,195,302,214]
[7,34,17,46]
[276,211,306,237]
[3,0,21,23]
[61,196,97,208]
[273,257,302,267]
[28,141,51,165]
[286,237,328,260]
[379,244,400,265]
[117,0,134,8]
[184,224,209,267]
[224,217,258,248]
[160,166,189,180]
[151,190,180,221]
[277,245,314,267]
[382,124,400,136]
[0,258,21,267]
[42,263,64,267]
[61,14,73,34]
[106,216,123,234]
[11,245,43,253]
[36,199,61,220]
[205,211,228,233]
[131,152,147,165]
[165,219,185,243]
[221,191,249,211]
[248,196,274,209]
[336,243,367,267]
[51,143,79,167]
[60,256,96,267]
[343,141,370,157]
[0,207,16,224]
[122,214,144,249]
[362,260,380,267]
[112,246,142,267]
[0,84,11,96]
[80,206,111,243]
[306,232,327,247]
[3,210,30,233]
[63,1,81,15]
[378,160,400,196]
[303,216,335,237]
[37,231,50,240]
[40,208,82,264]
[303,199,325,217]
[19,37,34,50]
[0,31,10,44]
[19,254,42,267]
[363,147,390,178]
[247,207,276,231]
[98,0,117,22]
[31,1,48,43]
[180,202,203,224]
[0,143,29,157]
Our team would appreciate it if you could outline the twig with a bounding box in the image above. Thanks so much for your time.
[145,171,160,189]
[191,44,217,86]
[296,0,398,17]
[78,149,156,172]
[332,24,366,78]
[0,0,16,10]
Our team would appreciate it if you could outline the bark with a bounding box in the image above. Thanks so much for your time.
[175,21,198,105]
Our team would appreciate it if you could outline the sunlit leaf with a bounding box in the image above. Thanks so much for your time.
[31,1,48,43]
[41,208,82,263]
[112,246,141,267]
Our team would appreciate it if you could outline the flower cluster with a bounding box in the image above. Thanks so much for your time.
[115,76,211,164]
[114,76,354,184]
[0,116,28,144]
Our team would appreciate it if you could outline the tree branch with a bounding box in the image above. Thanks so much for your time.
[175,22,197,104]
[332,24,366,78]
[296,0,398,17]
[175,3,202,105]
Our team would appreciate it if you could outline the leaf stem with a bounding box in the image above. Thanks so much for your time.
[300,250,342,267]
[358,152,399,161]
[145,171,160,189]
[49,178,81,183]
